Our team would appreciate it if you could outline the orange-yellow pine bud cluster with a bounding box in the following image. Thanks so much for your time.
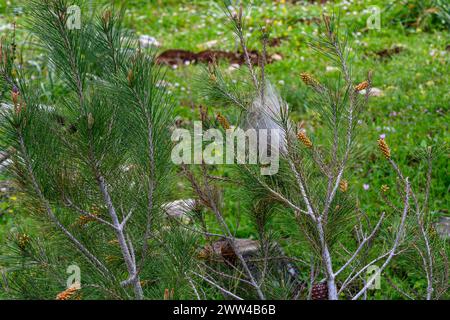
[297,131,313,148]
[355,80,369,92]
[339,180,348,192]
[56,286,80,300]
[300,72,320,88]
[378,138,391,159]
[216,113,231,130]
[76,214,97,227]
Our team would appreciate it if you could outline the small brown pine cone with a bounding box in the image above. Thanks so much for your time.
[127,69,134,85]
[216,113,231,130]
[163,288,169,300]
[355,80,369,92]
[105,255,119,263]
[300,72,320,88]
[339,179,348,193]
[311,282,328,300]
[297,131,313,148]
[377,138,391,159]
[17,233,30,250]
[11,90,19,105]
[76,214,97,227]
[163,288,174,300]
[56,286,80,300]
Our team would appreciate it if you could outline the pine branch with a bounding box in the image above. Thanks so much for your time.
[18,132,110,277]
[183,164,266,300]
[352,179,410,300]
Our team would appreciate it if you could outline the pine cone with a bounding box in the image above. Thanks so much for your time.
[300,72,320,88]
[377,138,391,159]
[216,113,231,130]
[339,179,348,193]
[56,285,80,300]
[311,282,328,300]
[297,131,313,148]
[355,80,369,92]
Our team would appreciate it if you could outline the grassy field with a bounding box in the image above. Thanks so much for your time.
[0,0,448,299]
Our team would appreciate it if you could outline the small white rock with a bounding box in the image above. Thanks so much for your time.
[326,66,339,72]
[228,63,240,72]
[271,53,283,61]
[359,87,384,97]
[199,39,218,49]
[139,35,160,48]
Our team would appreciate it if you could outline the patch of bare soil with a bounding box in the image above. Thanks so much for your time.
[375,46,405,59]
[156,49,281,66]
[268,36,288,47]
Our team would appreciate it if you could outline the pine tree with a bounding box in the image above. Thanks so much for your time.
[0,0,199,300]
